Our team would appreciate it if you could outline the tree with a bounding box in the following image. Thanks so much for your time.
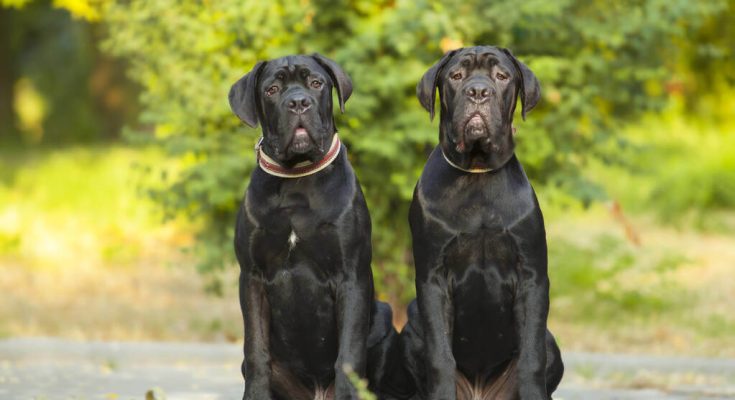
[0,0,136,144]
[99,0,727,300]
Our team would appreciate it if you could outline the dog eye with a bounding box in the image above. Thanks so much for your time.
[265,85,279,96]
[451,72,463,80]
[495,72,509,81]
[310,80,323,89]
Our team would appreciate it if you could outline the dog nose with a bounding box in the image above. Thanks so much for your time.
[287,95,312,114]
[465,83,491,103]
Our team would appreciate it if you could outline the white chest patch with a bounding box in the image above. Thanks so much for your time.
[288,230,299,249]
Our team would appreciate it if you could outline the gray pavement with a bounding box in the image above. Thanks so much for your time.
[1,338,734,399]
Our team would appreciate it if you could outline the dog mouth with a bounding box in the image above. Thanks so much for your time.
[445,106,515,170]
[289,125,313,154]
[454,113,489,153]
[463,147,488,169]
[464,114,488,139]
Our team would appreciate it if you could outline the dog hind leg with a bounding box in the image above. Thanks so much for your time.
[270,362,316,400]
[545,330,564,396]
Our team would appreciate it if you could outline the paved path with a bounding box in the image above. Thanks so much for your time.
[1,338,734,399]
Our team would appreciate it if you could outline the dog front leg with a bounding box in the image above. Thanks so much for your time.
[411,204,456,400]
[510,212,551,400]
[240,272,274,400]
[334,279,370,399]
[334,238,372,400]
[416,277,455,400]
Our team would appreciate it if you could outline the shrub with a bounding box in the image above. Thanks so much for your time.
[98,0,727,299]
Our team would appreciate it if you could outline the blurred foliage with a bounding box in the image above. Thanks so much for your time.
[588,100,735,231]
[0,0,136,145]
[549,234,688,322]
[344,364,377,400]
[0,0,32,8]
[50,0,104,21]
[0,146,184,267]
[93,0,732,299]
[12,77,46,143]
[3,0,733,302]
[1,1,734,353]
[0,0,102,19]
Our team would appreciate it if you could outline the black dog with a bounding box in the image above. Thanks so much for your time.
[399,46,564,400]
[229,54,400,400]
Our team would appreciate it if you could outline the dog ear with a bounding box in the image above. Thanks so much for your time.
[229,61,267,128]
[502,48,540,120]
[311,53,353,113]
[417,50,458,121]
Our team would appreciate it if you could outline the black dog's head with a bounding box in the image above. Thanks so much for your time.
[417,46,540,171]
[229,54,352,167]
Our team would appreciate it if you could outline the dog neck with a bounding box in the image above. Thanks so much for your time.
[441,150,495,173]
[256,134,341,178]
[440,125,518,174]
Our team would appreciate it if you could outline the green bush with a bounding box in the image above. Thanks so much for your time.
[97,0,727,299]
[645,124,735,227]
[0,2,137,145]
[588,105,735,232]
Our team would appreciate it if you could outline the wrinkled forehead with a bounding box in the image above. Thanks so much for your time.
[261,56,328,82]
[447,46,513,71]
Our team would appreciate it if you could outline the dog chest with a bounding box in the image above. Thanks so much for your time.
[445,230,521,373]
[443,230,520,288]
[418,158,537,235]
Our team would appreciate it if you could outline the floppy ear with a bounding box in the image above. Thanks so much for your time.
[311,53,353,113]
[502,48,540,120]
[417,49,458,121]
[228,61,267,128]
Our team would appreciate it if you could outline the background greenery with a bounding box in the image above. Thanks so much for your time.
[1,0,734,354]
[99,0,733,302]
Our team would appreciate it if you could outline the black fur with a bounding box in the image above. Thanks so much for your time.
[230,54,400,400]
[400,46,563,400]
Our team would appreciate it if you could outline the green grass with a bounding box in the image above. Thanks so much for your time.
[0,144,242,341]
[549,233,689,322]
[538,100,735,355]
[545,204,735,356]
[0,145,186,267]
